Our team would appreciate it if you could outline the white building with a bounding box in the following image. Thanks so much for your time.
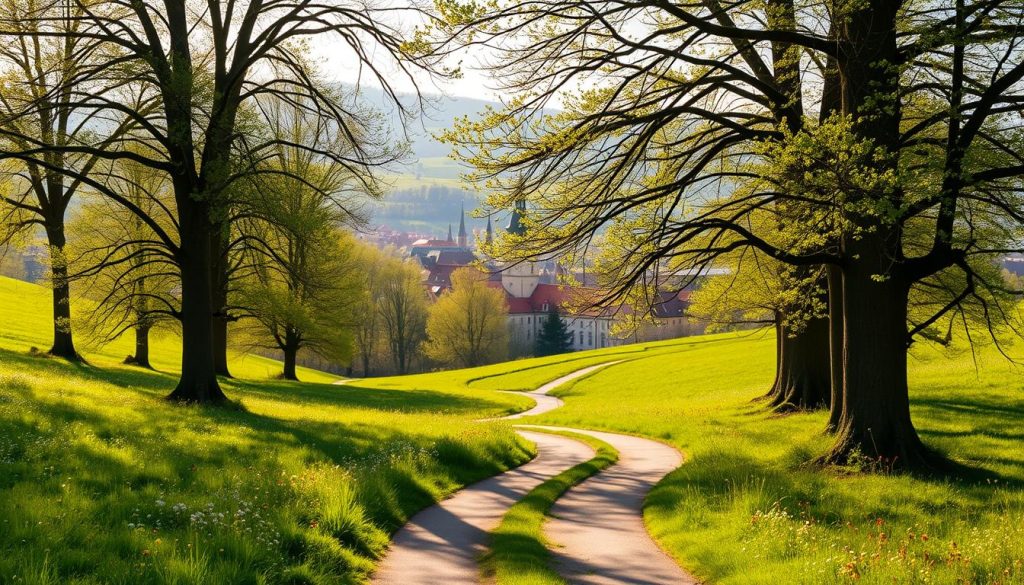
[490,200,617,355]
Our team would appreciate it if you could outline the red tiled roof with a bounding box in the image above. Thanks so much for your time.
[651,290,691,318]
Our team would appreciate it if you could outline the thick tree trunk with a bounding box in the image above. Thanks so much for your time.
[44,223,78,360]
[769,314,784,396]
[48,261,78,360]
[282,347,298,381]
[133,324,152,369]
[820,1,936,470]
[767,314,831,411]
[212,316,232,378]
[823,238,935,469]
[167,201,226,404]
[211,226,232,378]
[826,265,844,432]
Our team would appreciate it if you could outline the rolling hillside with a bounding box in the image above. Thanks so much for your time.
[3,273,1023,584]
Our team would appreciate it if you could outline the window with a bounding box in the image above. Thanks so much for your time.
[601,333,606,347]
[579,331,583,345]
[588,331,593,346]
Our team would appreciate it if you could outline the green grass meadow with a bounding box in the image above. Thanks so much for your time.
[528,332,1024,584]
[0,276,538,584]
[3,273,1024,584]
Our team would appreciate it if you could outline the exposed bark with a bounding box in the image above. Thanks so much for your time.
[282,346,298,381]
[45,222,78,360]
[824,247,935,468]
[212,317,232,377]
[167,200,226,404]
[211,225,232,378]
[278,326,301,381]
[131,324,152,369]
[826,265,844,432]
[768,314,831,411]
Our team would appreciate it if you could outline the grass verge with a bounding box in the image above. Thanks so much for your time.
[481,430,619,585]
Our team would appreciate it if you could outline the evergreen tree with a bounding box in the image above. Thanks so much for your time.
[534,309,573,357]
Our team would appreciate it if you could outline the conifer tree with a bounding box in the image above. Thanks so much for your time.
[534,309,572,357]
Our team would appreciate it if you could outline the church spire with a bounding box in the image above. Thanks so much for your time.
[458,203,468,247]
[447,223,453,242]
[506,197,527,236]
[485,214,493,245]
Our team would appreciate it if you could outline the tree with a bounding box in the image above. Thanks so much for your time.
[349,242,389,376]
[424,268,509,368]
[440,0,1024,469]
[534,308,572,357]
[0,0,132,360]
[1,0,438,403]
[378,258,429,375]
[240,232,358,381]
[234,99,372,381]
[69,154,179,370]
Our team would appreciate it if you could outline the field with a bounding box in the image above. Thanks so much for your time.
[524,332,1024,584]
[0,276,540,584]
[3,272,1024,584]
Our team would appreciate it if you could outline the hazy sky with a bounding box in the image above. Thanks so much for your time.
[308,13,503,103]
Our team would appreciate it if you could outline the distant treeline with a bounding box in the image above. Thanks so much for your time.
[371,183,486,234]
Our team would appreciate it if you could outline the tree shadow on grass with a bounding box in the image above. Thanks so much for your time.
[2,346,178,391]
[231,377,518,415]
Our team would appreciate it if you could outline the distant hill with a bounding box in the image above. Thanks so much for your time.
[353,87,510,236]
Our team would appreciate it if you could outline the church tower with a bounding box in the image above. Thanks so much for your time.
[458,203,468,247]
[500,198,539,298]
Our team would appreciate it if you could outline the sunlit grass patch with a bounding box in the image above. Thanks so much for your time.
[529,331,1024,584]
[0,351,534,583]
[0,276,537,583]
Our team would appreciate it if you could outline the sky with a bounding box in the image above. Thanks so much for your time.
[308,8,503,103]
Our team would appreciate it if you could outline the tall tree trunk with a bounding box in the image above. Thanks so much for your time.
[826,264,844,432]
[768,315,831,411]
[822,0,934,469]
[282,345,298,381]
[44,222,78,360]
[133,324,152,369]
[211,226,232,378]
[823,235,934,468]
[766,312,784,398]
[212,315,232,377]
[167,201,226,404]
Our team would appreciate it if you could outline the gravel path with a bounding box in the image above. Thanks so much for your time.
[518,425,697,584]
[371,430,594,584]
[371,361,697,584]
[502,362,622,419]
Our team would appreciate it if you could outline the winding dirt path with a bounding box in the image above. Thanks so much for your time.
[372,431,594,584]
[520,425,697,584]
[371,361,696,584]
[502,361,622,419]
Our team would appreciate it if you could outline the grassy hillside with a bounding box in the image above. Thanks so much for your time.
[0,277,540,584]
[5,272,1024,584]
[0,276,336,383]
[519,332,1024,584]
